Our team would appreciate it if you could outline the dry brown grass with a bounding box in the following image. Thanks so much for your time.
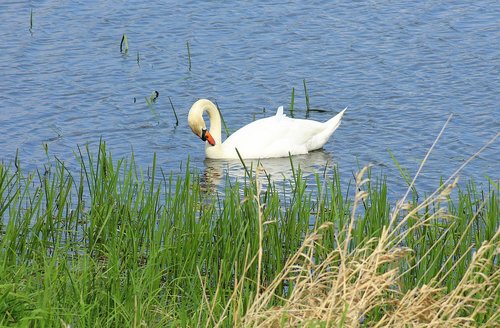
[240,215,498,328]
[238,165,499,328]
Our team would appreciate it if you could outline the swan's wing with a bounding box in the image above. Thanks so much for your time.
[222,115,324,158]
[216,107,345,159]
[275,106,286,117]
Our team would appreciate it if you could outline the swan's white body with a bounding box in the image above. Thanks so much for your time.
[188,99,346,159]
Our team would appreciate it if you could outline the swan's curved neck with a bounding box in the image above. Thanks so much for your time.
[193,99,222,145]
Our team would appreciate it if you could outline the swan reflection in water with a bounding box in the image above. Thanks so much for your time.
[201,149,336,192]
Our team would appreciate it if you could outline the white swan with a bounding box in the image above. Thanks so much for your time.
[188,99,346,159]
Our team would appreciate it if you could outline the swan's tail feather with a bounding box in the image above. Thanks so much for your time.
[307,108,347,151]
[325,107,347,131]
[275,106,285,117]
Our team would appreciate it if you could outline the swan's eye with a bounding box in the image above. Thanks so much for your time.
[201,129,208,141]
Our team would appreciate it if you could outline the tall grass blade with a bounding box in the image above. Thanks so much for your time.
[29,9,33,32]
[186,41,192,71]
[120,34,129,54]
[168,96,179,126]
[303,79,310,116]
[388,149,418,198]
[0,138,497,327]
[214,101,231,137]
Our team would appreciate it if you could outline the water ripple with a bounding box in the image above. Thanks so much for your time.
[0,1,497,196]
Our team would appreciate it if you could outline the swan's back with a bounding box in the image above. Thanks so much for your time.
[215,107,346,159]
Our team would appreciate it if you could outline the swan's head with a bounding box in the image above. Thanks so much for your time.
[188,106,216,146]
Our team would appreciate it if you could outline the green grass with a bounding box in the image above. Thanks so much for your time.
[303,79,310,114]
[186,41,192,71]
[215,101,231,137]
[29,9,33,32]
[0,142,498,327]
[168,96,179,126]
[120,34,128,54]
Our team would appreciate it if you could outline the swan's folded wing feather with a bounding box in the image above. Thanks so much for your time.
[275,106,286,117]
[222,116,326,158]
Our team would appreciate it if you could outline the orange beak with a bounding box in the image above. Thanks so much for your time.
[201,129,216,146]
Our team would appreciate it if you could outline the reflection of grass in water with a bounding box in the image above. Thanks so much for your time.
[0,139,497,327]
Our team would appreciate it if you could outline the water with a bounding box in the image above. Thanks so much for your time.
[0,1,498,198]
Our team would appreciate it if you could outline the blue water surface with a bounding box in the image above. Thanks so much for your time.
[0,1,498,197]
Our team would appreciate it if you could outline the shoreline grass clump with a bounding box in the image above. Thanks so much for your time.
[0,142,498,327]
